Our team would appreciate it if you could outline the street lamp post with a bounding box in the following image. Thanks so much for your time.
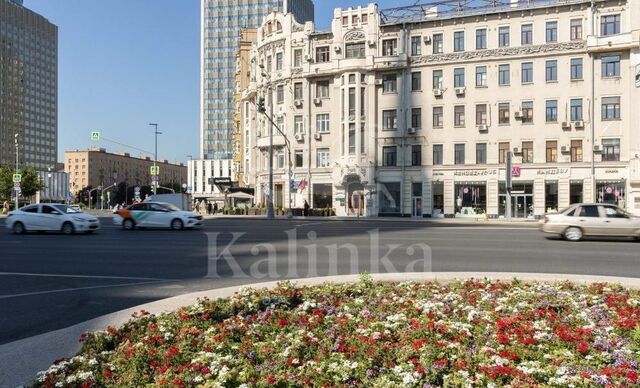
[149,123,161,195]
[14,134,19,210]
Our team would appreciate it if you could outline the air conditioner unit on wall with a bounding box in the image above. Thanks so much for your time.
[407,127,416,134]
[433,88,444,97]
[334,44,341,52]
[513,147,521,155]
[367,40,376,47]
[514,111,523,119]
[455,87,466,95]
[423,36,431,44]
[574,120,585,128]
[593,145,601,153]
[313,98,322,105]
[295,133,304,141]
[294,100,303,107]
[374,78,383,86]
[561,122,571,129]
[561,146,569,153]
[314,133,322,140]
[477,125,489,132]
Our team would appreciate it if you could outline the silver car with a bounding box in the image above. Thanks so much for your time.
[540,203,640,241]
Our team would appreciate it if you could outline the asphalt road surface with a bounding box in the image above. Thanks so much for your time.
[1,217,639,345]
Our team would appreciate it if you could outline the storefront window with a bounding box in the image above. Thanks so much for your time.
[312,184,332,208]
[545,181,558,213]
[570,181,583,204]
[432,182,444,217]
[499,182,534,218]
[379,182,401,215]
[454,183,486,217]
[596,181,626,207]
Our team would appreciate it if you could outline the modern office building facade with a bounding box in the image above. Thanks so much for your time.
[192,0,314,199]
[240,0,640,217]
[0,0,58,170]
[65,148,187,195]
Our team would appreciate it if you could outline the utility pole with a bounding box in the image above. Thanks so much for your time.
[506,151,513,222]
[14,133,19,210]
[149,123,161,195]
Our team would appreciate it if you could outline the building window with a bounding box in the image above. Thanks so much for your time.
[546,21,558,42]
[454,68,465,88]
[570,58,583,80]
[316,46,330,63]
[522,141,534,163]
[602,139,620,161]
[601,14,620,36]
[545,60,558,82]
[498,142,510,164]
[570,19,583,40]
[275,52,283,70]
[313,183,332,208]
[348,123,356,154]
[432,106,443,128]
[476,28,487,49]
[454,144,465,165]
[571,140,583,162]
[476,143,487,164]
[293,48,303,68]
[601,55,620,77]
[601,96,621,120]
[383,73,397,93]
[294,82,303,100]
[453,31,465,52]
[545,182,559,213]
[382,146,397,166]
[382,110,397,130]
[411,108,422,129]
[360,87,366,117]
[546,140,557,162]
[266,55,272,72]
[433,144,443,165]
[316,81,329,98]
[499,103,510,124]
[361,14,368,23]
[476,104,487,125]
[498,26,510,47]
[433,33,443,54]
[454,105,465,127]
[570,99,583,121]
[521,101,533,123]
[379,182,401,214]
[410,36,421,56]
[521,24,533,45]
[317,148,330,167]
[411,144,421,166]
[432,70,443,89]
[277,150,285,169]
[498,64,510,85]
[382,39,397,56]
[475,66,487,87]
[294,115,304,134]
[545,100,558,122]
[295,150,304,167]
[276,85,284,104]
[316,113,330,133]
[411,71,421,91]
[521,62,533,84]
[345,42,365,58]
[348,87,356,119]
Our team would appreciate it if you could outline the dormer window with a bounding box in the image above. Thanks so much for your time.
[276,21,282,33]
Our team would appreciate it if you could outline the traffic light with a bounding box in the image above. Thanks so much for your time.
[257,97,266,113]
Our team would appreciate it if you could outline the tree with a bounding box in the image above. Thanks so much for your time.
[0,165,44,201]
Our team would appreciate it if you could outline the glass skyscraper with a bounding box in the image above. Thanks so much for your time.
[200,0,314,161]
[0,0,57,170]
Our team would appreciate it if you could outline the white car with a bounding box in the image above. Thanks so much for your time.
[113,202,203,230]
[540,203,640,241]
[5,203,100,235]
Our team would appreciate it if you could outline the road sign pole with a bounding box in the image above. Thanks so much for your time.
[14,134,19,210]
[506,151,513,222]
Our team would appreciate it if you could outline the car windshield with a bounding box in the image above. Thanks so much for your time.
[52,204,80,214]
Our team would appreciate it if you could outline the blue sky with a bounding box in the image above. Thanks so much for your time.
[24,0,400,164]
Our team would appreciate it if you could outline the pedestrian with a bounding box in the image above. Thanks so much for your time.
[213,202,218,215]
[2,201,8,214]
[303,200,310,217]
[207,201,213,215]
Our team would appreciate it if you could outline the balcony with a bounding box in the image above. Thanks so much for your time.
[586,31,640,53]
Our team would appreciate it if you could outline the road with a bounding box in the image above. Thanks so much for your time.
[1,217,639,345]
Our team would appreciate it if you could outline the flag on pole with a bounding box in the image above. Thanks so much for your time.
[297,178,307,191]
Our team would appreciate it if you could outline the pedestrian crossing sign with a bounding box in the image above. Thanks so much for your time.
[150,166,159,176]
[90,131,100,141]
[12,174,21,183]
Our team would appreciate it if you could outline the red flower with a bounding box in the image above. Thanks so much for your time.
[577,341,589,354]
[102,369,113,379]
[278,318,288,327]
[266,375,277,384]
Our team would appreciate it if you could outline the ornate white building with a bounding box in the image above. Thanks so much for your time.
[241,0,640,217]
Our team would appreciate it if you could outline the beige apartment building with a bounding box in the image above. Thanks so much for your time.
[241,0,640,218]
[65,148,187,194]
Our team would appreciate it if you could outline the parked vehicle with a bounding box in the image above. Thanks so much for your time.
[540,203,640,241]
[5,203,100,235]
[113,202,203,230]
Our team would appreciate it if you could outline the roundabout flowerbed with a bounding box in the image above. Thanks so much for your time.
[35,277,640,387]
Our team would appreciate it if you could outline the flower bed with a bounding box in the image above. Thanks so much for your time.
[35,277,640,387]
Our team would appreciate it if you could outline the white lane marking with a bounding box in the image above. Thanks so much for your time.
[0,272,173,281]
[0,280,170,300]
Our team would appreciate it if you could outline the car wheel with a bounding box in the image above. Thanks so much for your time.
[170,218,184,231]
[564,226,583,242]
[123,219,135,230]
[12,222,26,235]
[62,222,75,235]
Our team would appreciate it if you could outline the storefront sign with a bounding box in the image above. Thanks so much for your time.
[512,166,521,177]
[536,168,569,176]
[453,169,498,177]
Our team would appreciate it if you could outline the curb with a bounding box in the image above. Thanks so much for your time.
[2,272,639,386]
[202,215,539,226]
